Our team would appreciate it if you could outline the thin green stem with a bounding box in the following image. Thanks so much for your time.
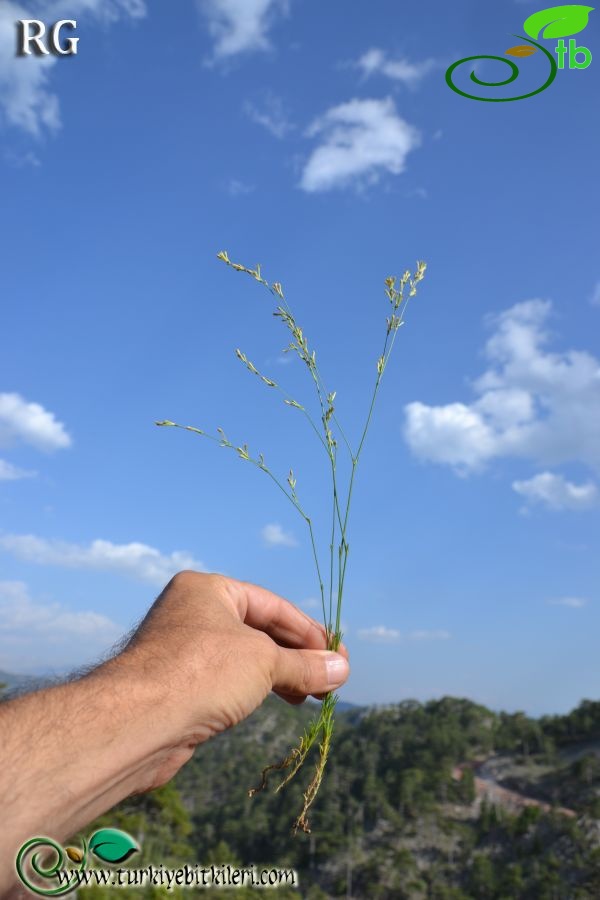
[305,515,327,627]
[312,361,355,460]
[328,477,336,632]
[274,382,329,455]
[156,420,327,621]
[355,332,390,462]
[248,267,354,464]
[205,252,427,832]
[333,321,404,635]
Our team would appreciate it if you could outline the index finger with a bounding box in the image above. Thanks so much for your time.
[227,578,349,659]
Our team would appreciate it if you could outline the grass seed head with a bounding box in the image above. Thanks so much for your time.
[162,249,428,833]
[216,426,230,447]
[284,398,305,411]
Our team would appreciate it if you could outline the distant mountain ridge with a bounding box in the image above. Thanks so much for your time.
[91,693,600,898]
[4,674,600,895]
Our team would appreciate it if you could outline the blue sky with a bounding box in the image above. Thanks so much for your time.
[0,0,599,716]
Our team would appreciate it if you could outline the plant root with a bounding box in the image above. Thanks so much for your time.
[248,692,338,833]
[247,746,304,798]
[292,729,331,834]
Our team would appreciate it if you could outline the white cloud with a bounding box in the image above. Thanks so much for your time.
[404,402,497,471]
[0,3,59,136]
[0,534,204,586]
[0,393,69,484]
[513,471,598,511]
[267,354,294,366]
[4,149,41,167]
[0,392,71,451]
[300,97,421,193]
[197,0,288,61]
[226,177,255,196]
[0,459,35,481]
[408,629,451,641]
[300,597,319,610]
[548,596,588,609]
[404,299,600,476]
[358,625,401,643]
[358,625,451,643]
[590,281,600,307]
[50,0,146,22]
[0,580,123,673]
[0,1,145,137]
[407,186,428,200]
[356,48,437,87]
[261,522,297,547]
[244,91,293,138]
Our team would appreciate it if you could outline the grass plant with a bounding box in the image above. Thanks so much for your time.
[157,250,427,833]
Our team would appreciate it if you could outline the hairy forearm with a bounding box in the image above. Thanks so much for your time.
[0,656,190,893]
[0,572,350,894]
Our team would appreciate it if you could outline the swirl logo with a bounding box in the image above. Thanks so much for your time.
[15,829,138,896]
[446,4,594,101]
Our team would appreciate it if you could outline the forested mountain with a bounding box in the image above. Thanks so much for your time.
[74,695,600,899]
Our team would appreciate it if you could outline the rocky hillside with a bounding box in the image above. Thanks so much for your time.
[76,695,600,898]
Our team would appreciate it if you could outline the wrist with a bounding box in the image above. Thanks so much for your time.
[2,659,187,878]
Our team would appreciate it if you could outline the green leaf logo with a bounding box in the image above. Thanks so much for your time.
[523,4,594,39]
[89,829,138,864]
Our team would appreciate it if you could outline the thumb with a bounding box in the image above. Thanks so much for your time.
[271,647,349,696]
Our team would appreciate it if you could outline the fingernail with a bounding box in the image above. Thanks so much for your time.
[325,653,349,689]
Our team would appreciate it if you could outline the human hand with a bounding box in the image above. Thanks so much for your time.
[0,571,349,892]
[111,571,350,789]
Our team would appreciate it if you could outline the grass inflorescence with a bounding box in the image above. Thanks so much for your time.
[156,249,427,833]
